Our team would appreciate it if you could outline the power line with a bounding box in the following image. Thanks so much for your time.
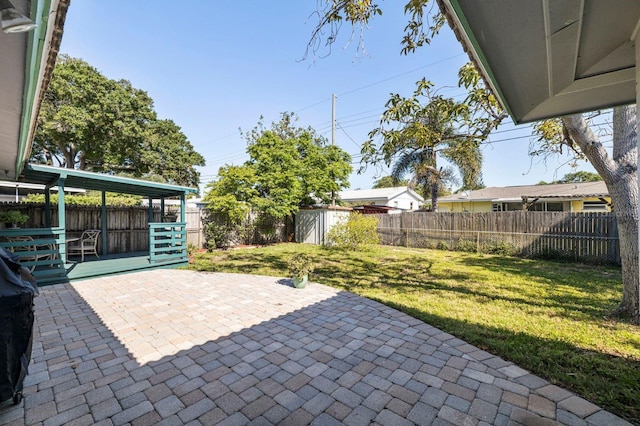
[337,123,363,149]
[336,53,466,97]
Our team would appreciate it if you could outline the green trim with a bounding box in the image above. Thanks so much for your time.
[101,191,107,255]
[0,227,66,284]
[448,0,515,119]
[180,193,186,222]
[149,222,188,264]
[44,188,51,226]
[16,0,53,175]
[26,163,199,196]
[57,178,66,263]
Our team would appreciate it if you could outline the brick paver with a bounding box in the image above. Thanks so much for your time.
[0,269,633,425]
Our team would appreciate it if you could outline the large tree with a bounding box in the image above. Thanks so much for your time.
[33,55,205,187]
[309,1,639,321]
[205,113,352,220]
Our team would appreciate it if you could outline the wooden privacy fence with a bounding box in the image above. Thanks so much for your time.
[0,204,207,254]
[375,211,621,264]
[185,208,206,248]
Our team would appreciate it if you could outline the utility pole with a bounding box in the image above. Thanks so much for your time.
[331,93,336,206]
[332,93,336,146]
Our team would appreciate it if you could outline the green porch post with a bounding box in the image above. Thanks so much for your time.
[161,198,165,218]
[44,186,51,227]
[57,178,66,263]
[180,193,186,222]
[148,196,153,223]
[102,191,107,256]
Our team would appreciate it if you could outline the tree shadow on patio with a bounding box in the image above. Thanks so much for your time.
[2,270,635,425]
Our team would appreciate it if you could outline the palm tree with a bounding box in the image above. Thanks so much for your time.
[385,98,484,211]
[363,74,504,211]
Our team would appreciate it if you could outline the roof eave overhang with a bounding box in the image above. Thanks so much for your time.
[14,0,69,179]
[436,0,515,120]
[437,0,640,124]
[22,164,199,198]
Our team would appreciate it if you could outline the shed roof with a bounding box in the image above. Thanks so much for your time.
[439,181,609,203]
[22,164,198,198]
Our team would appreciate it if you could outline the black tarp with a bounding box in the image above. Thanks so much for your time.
[0,247,37,405]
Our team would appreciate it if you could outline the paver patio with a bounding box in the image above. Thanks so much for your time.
[0,270,632,425]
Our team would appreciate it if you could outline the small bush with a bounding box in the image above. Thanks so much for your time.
[436,241,450,251]
[455,238,477,252]
[23,192,142,206]
[205,222,240,250]
[286,253,314,278]
[482,241,517,256]
[326,213,380,251]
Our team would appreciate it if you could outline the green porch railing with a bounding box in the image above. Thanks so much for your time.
[149,222,188,265]
[0,227,67,285]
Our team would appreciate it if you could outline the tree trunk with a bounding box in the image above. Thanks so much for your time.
[611,182,639,320]
[562,106,639,322]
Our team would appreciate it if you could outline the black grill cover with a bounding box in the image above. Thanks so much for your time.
[0,247,37,404]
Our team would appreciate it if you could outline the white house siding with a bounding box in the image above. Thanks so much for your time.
[339,187,424,211]
[388,193,422,211]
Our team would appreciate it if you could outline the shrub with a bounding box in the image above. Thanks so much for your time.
[436,241,450,251]
[205,222,240,250]
[0,210,29,225]
[255,214,279,245]
[286,253,314,278]
[482,241,517,256]
[23,192,142,206]
[455,238,477,252]
[326,213,380,251]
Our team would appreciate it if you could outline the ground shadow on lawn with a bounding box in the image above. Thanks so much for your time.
[310,253,620,323]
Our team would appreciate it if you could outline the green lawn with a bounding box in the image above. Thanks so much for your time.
[189,243,640,423]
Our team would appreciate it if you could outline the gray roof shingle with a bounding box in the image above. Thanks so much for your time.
[439,181,608,202]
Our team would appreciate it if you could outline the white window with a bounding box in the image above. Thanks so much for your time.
[582,201,608,212]
[492,203,502,212]
[410,202,414,210]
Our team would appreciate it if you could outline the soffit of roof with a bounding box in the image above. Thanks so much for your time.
[0,0,69,181]
[437,0,640,124]
[0,0,30,180]
[22,164,198,198]
[21,0,70,172]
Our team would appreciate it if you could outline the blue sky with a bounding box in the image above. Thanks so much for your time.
[58,1,598,194]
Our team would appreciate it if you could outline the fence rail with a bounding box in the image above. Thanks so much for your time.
[375,211,620,264]
[149,222,187,264]
[0,203,208,253]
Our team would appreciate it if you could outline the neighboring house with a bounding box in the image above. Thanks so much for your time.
[338,187,424,213]
[438,182,611,213]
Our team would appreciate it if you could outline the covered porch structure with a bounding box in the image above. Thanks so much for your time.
[0,163,198,284]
